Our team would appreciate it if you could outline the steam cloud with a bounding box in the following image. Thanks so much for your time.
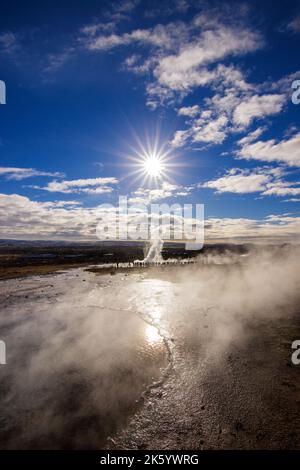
[0,244,300,449]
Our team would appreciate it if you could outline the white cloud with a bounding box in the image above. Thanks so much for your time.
[168,54,299,148]
[178,105,200,117]
[262,182,300,197]
[0,193,99,239]
[172,111,230,147]
[286,15,300,33]
[171,78,291,148]
[202,166,300,198]
[0,192,299,242]
[82,11,261,106]
[171,129,190,147]
[238,131,300,167]
[202,167,284,194]
[43,47,75,75]
[86,33,126,51]
[79,6,294,155]
[237,127,266,145]
[80,0,139,34]
[282,198,300,202]
[80,22,116,36]
[153,25,260,94]
[232,94,285,127]
[169,61,293,148]
[205,214,300,242]
[113,0,139,14]
[35,177,119,194]
[192,115,228,144]
[83,22,184,52]
[129,181,192,204]
[0,167,64,181]
[0,31,19,54]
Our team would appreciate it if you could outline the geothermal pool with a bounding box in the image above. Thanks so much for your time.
[0,269,171,449]
[1,247,300,450]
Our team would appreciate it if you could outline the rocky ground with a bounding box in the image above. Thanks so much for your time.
[0,258,300,449]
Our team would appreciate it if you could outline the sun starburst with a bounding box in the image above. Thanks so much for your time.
[121,130,178,188]
[113,126,190,190]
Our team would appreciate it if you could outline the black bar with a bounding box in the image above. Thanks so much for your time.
[0,450,299,466]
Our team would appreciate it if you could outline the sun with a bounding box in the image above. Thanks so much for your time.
[125,141,171,185]
[119,129,185,187]
[143,155,164,178]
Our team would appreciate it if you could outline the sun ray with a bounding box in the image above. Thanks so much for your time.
[112,125,196,191]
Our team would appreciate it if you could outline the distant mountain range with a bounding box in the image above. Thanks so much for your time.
[0,239,145,248]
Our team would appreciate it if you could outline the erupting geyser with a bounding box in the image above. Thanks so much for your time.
[143,237,164,263]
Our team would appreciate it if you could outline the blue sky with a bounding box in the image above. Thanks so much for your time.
[0,0,300,241]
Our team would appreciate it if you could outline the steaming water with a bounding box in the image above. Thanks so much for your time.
[1,245,300,449]
[143,238,164,263]
[0,269,169,449]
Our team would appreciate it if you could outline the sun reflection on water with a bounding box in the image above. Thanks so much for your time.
[145,325,161,344]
